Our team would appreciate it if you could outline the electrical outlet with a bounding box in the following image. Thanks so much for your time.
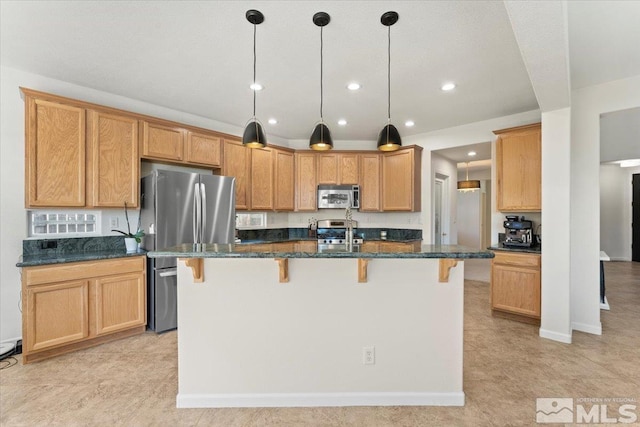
[363,346,375,365]
[109,217,119,228]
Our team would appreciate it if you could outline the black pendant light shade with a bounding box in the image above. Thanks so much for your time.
[243,9,266,148]
[310,123,333,151]
[377,124,402,152]
[242,119,267,149]
[377,11,401,152]
[309,12,333,150]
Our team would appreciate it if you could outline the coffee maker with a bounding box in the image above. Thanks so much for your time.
[503,216,534,248]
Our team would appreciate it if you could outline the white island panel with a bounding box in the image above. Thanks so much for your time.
[176,257,464,408]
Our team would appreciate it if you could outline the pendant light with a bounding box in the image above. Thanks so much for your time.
[458,162,481,191]
[242,10,267,148]
[309,12,333,151]
[377,11,401,152]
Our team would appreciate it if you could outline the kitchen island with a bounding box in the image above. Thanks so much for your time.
[147,241,493,408]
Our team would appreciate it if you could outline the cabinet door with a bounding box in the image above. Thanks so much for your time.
[93,272,146,336]
[274,149,295,211]
[495,124,541,211]
[491,263,541,318]
[186,131,222,167]
[382,147,421,211]
[25,280,90,352]
[250,147,274,210]
[86,110,139,208]
[26,97,86,207]
[317,153,339,184]
[338,153,359,185]
[222,139,251,210]
[295,152,318,211]
[140,121,185,161]
[359,153,381,212]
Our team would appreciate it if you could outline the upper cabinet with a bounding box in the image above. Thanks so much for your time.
[381,146,422,212]
[86,110,139,208]
[25,96,86,207]
[250,146,274,211]
[24,89,139,208]
[295,152,318,211]
[273,148,295,211]
[185,131,222,167]
[222,139,251,210]
[140,121,185,162]
[494,123,541,212]
[317,153,359,185]
[359,153,382,212]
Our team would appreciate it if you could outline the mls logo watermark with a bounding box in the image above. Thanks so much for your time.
[536,397,638,424]
[536,398,574,423]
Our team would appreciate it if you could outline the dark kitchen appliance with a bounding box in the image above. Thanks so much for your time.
[503,215,534,248]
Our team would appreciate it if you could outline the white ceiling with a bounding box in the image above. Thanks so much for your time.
[1,1,639,145]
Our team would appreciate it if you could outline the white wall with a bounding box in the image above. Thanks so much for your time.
[571,75,640,336]
[540,108,572,343]
[600,164,640,261]
[457,191,481,248]
[600,107,640,163]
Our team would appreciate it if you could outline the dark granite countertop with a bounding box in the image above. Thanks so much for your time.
[489,245,542,254]
[17,236,147,267]
[148,241,494,259]
[17,249,146,267]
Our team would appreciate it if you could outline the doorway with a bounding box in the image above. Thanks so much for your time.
[434,175,450,245]
[633,173,640,262]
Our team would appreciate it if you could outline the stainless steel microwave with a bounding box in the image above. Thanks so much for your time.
[317,184,360,209]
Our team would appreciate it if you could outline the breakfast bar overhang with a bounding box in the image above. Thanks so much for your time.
[148,242,493,408]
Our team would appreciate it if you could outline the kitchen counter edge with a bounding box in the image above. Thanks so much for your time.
[17,250,147,267]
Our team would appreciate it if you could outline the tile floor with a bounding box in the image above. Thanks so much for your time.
[1,261,638,426]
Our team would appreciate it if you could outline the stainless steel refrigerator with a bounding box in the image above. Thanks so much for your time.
[140,170,236,332]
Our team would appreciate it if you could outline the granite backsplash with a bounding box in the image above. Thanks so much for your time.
[23,236,129,257]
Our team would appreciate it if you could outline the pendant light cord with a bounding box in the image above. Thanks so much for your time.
[320,25,324,121]
[252,22,257,119]
[387,24,391,122]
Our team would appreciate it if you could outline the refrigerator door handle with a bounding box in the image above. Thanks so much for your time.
[200,183,207,243]
[159,269,178,277]
[193,183,201,243]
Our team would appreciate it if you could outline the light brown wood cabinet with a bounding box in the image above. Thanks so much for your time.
[317,153,359,185]
[87,110,139,207]
[185,131,222,167]
[250,146,274,211]
[140,121,185,162]
[491,251,541,323]
[295,152,318,211]
[23,89,140,208]
[381,146,422,212]
[21,256,146,363]
[359,153,382,212]
[25,96,86,207]
[494,123,541,211]
[222,139,251,210]
[274,148,295,211]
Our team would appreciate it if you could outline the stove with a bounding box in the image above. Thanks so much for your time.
[316,219,363,245]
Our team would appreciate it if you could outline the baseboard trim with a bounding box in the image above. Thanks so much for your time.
[572,321,602,335]
[539,328,572,344]
[176,391,465,408]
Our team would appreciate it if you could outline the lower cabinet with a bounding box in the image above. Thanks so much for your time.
[490,251,541,323]
[21,256,146,363]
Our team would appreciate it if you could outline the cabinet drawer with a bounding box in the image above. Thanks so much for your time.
[493,251,540,267]
[24,256,145,286]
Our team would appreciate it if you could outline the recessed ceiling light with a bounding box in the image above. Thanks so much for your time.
[468,151,477,157]
[405,120,415,127]
[347,82,361,91]
[268,118,278,125]
[338,119,347,126]
[249,82,263,91]
[441,82,456,91]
